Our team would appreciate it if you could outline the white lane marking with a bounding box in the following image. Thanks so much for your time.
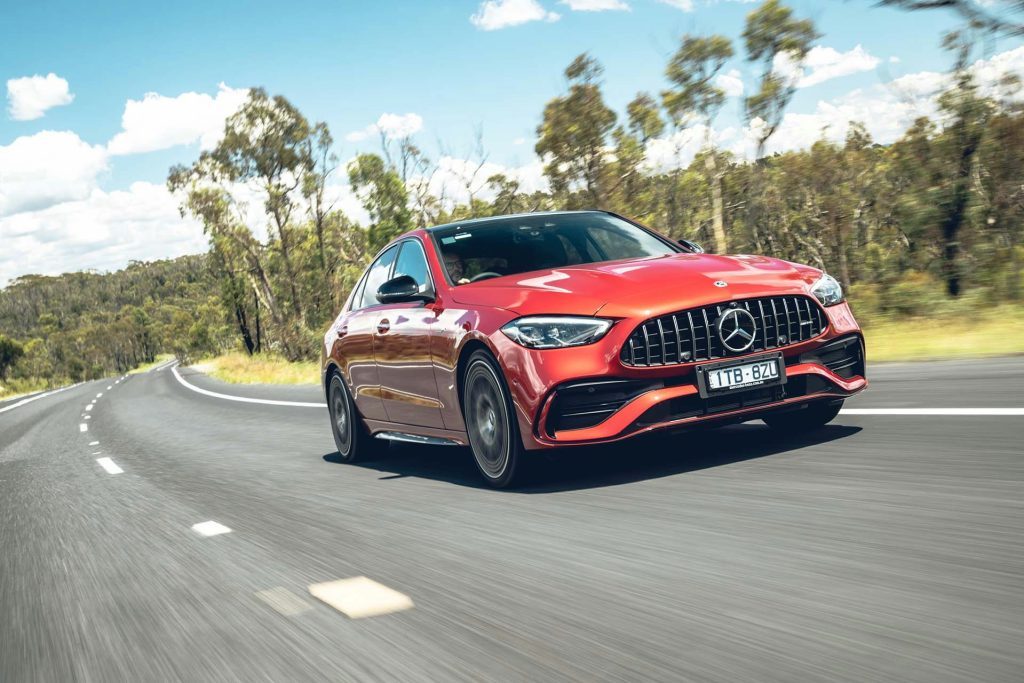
[171,364,325,408]
[79,423,88,432]
[85,404,93,411]
[84,415,91,420]
[0,383,83,415]
[92,451,102,455]
[192,520,231,537]
[107,385,112,390]
[841,408,1024,416]
[96,393,103,398]
[256,587,313,616]
[96,457,123,474]
[89,441,99,446]
[309,577,414,619]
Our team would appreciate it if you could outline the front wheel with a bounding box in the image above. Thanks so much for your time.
[763,399,843,432]
[462,350,524,488]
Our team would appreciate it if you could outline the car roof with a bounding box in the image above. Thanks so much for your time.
[423,210,610,233]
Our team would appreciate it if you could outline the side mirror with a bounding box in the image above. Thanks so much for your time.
[678,239,705,254]
[377,274,433,304]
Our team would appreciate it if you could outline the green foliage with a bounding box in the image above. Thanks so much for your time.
[0,334,25,381]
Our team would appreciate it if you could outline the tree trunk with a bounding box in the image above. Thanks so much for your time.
[704,152,728,253]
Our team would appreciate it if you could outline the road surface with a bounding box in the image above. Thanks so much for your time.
[1,358,1022,681]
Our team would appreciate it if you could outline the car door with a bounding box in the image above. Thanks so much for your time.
[372,239,445,428]
[336,245,399,423]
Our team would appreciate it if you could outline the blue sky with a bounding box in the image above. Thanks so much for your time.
[1,0,1022,285]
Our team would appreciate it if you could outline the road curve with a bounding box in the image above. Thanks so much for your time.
[1,359,1022,681]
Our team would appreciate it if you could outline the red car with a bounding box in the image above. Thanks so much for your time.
[322,211,866,487]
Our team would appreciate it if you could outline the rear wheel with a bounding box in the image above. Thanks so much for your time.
[462,350,524,488]
[328,372,386,462]
[763,399,843,432]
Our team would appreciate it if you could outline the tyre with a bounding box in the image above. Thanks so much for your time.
[327,372,386,462]
[763,399,843,432]
[462,350,524,488]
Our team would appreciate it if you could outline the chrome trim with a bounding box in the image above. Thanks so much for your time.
[374,431,461,446]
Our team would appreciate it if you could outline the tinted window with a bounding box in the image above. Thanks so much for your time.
[357,245,398,309]
[393,240,431,293]
[434,213,677,285]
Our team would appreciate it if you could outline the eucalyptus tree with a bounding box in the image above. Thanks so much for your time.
[662,34,734,252]
[536,54,618,208]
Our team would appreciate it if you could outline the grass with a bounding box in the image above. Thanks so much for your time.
[0,377,51,401]
[191,352,319,385]
[127,354,176,375]
[863,305,1024,362]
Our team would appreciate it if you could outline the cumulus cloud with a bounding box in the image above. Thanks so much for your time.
[715,69,745,97]
[410,156,547,208]
[470,0,560,30]
[773,44,881,89]
[6,73,75,121]
[561,0,629,10]
[345,112,424,142]
[0,182,207,286]
[106,83,249,155]
[0,131,108,217]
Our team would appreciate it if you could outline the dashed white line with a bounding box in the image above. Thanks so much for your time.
[841,408,1024,416]
[84,415,91,420]
[96,393,103,398]
[171,364,325,408]
[106,385,112,390]
[308,577,413,619]
[79,423,88,432]
[96,457,123,474]
[85,404,93,411]
[192,521,232,537]
[89,441,99,446]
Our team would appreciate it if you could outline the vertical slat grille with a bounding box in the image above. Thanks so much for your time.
[620,295,828,367]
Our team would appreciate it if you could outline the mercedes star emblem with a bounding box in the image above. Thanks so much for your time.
[717,307,757,353]
[714,281,728,288]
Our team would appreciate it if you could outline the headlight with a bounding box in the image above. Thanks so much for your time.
[500,316,613,349]
[810,273,844,307]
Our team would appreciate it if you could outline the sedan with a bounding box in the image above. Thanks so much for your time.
[322,210,867,487]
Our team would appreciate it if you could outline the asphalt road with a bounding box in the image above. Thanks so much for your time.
[1,359,1022,682]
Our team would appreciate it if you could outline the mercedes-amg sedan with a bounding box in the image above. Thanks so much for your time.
[322,210,867,487]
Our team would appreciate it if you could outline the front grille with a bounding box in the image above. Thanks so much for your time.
[620,295,827,367]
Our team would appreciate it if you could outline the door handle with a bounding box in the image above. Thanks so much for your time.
[377,319,391,334]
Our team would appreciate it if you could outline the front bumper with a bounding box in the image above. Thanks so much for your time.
[495,301,867,450]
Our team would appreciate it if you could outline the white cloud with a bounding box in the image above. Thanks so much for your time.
[470,0,560,30]
[6,73,75,121]
[773,44,881,89]
[561,0,629,10]
[411,156,547,207]
[715,69,744,97]
[656,0,694,11]
[0,182,206,286]
[0,131,108,217]
[106,83,249,155]
[345,112,423,142]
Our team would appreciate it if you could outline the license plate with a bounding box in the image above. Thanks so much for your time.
[699,354,785,396]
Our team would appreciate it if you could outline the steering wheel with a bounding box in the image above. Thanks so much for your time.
[470,272,503,283]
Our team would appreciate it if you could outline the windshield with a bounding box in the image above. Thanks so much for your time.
[433,213,679,285]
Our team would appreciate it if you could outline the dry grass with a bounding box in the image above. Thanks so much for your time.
[0,377,51,401]
[864,306,1024,362]
[127,354,175,375]
[192,352,319,385]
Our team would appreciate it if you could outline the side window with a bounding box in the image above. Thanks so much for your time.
[393,240,431,293]
[357,245,398,309]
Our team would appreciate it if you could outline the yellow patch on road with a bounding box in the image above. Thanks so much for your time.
[308,577,413,619]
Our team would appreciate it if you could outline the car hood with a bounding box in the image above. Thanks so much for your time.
[446,253,822,317]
